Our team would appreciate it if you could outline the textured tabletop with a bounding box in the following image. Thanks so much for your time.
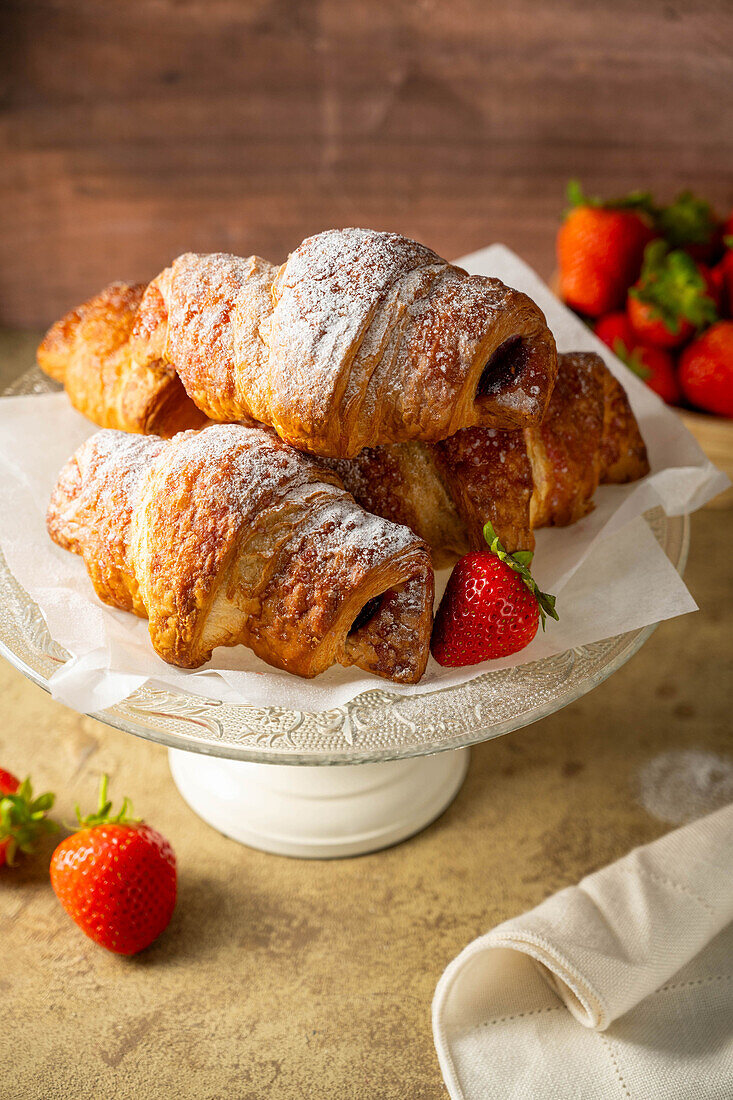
[2,334,732,1099]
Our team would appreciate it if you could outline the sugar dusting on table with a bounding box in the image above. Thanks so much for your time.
[638,750,733,824]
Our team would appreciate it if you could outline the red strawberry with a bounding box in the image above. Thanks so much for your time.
[656,191,722,264]
[557,182,655,317]
[627,242,718,348]
[0,768,19,795]
[713,249,733,318]
[678,322,733,418]
[628,297,694,349]
[431,522,558,667]
[630,346,681,405]
[50,776,177,955]
[699,262,725,313]
[595,313,679,403]
[0,770,57,867]
[594,312,636,357]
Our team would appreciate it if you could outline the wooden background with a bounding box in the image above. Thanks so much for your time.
[2,0,732,328]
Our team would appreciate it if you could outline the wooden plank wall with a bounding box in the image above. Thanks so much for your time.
[1,0,732,327]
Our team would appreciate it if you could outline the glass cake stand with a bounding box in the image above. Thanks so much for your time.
[0,369,689,857]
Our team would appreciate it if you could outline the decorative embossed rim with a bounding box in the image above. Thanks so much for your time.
[0,368,689,766]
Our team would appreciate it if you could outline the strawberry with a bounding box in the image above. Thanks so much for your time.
[628,345,680,405]
[557,181,655,317]
[431,522,558,667]
[627,242,718,348]
[628,298,694,349]
[678,322,733,418]
[0,769,57,867]
[0,768,18,796]
[594,312,636,358]
[50,775,177,955]
[699,262,725,314]
[594,311,680,403]
[656,191,723,264]
[713,248,733,319]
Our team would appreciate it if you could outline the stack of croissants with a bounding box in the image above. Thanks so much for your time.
[40,228,650,684]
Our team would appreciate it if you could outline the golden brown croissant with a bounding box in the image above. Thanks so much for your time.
[127,229,557,457]
[47,423,434,682]
[37,283,206,438]
[328,353,650,555]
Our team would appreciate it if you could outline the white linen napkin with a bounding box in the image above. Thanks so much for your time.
[433,804,733,1099]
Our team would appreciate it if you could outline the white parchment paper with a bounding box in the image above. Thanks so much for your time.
[0,246,727,713]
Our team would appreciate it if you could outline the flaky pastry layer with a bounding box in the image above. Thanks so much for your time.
[117,229,557,457]
[330,353,650,555]
[47,423,434,682]
[37,282,206,438]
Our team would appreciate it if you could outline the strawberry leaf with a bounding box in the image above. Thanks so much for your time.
[611,335,631,360]
[615,343,651,381]
[0,779,58,865]
[657,191,717,248]
[482,521,559,629]
[631,241,718,332]
[565,180,655,216]
[565,179,589,209]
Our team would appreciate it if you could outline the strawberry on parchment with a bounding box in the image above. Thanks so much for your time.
[627,242,718,349]
[678,322,733,418]
[557,181,656,317]
[431,522,558,668]
[50,775,177,955]
[0,769,57,867]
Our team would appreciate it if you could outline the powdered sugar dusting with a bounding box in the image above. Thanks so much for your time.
[638,751,733,825]
[268,229,443,436]
[145,229,556,456]
[161,423,419,560]
[273,228,440,350]
[80,430,165,499]
[48,421,433,680]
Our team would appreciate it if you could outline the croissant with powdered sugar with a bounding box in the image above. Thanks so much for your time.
[328,353,650,556]
[37,282,206,438]
[47,422,434,682]
[39,228,557,458]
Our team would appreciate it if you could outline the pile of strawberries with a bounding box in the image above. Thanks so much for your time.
[557,183,733,417]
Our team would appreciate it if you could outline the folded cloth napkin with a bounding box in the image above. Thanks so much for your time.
[433,804,733,1099]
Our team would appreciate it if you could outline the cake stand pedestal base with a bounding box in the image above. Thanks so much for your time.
[168,746,470,858]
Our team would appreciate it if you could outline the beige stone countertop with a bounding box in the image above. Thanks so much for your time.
[1,334,732,1098]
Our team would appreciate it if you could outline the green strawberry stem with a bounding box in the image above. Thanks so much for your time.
[629,241,718,333]
[565,179,655,217]
[75,774,140,829]
[0,778,58,865]
[614,343,651,381]
[656,191,717,249]
[482,522,559,629]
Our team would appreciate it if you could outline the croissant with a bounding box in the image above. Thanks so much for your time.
[327,353,650,555]
[47,423,434,682]
[37,282,207,438]
[119,228,557,457]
